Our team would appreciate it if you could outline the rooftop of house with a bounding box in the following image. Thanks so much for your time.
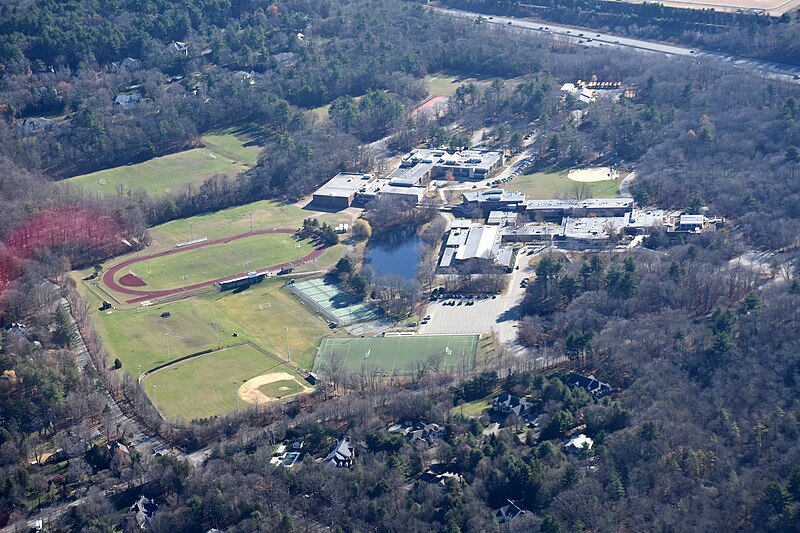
[565,434,594,450]
[324,436,354,464]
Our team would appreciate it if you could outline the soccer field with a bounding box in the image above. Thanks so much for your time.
[315,335,478,375]
[113,233,315,292]
[83,278,329,373]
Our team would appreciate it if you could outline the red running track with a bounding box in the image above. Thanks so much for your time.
[101,229,326,304]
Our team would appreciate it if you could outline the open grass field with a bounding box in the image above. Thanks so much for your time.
[144,199,348,254]
[141,344,303,421]
[452,395,493,417]
[508,168,620,199]
[113,233,315,292]
[76,278,330,373]
[65,132,261,197]
[424,73,493,98]
[315,335,478,375]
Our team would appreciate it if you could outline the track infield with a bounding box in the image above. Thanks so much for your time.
[315,334,478,375]
[102,229,324,303]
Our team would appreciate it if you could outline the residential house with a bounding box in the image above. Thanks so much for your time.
[407,422,444,445]
[170,41,189,56]
[111,58,140,72]
[492,392,532,418]
[565,434,594,454]
[17,117,53,134]
[419,469,464,488]
[495,500,525,523]
[114,93,143,107]
[566,373,611,399]
[324,436,355,468]
[130,495,158,529]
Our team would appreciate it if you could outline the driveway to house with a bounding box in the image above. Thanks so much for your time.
[419,247,541,343]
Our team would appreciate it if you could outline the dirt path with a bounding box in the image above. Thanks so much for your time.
[238,372,314,405]
[101,229,326,304]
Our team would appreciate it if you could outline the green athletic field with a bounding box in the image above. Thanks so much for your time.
[315,335,478,375]
[65,132,261,197]
[78,278,330,373]
[113,233,315,292]
[508,168,619,199]
[140,343,302,421]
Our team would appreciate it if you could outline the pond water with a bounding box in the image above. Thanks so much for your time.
[365,231,423,280]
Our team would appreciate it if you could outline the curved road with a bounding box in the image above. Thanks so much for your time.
[102,229,325,303]
[431,6,800,85]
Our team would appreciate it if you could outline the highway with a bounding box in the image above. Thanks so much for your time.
[430,6,800,85]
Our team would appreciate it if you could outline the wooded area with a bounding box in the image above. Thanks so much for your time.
[0,0,799,531]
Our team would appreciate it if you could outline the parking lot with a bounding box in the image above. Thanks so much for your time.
[418,251,537,343]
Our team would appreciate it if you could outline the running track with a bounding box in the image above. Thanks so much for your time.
[102,229,326,304]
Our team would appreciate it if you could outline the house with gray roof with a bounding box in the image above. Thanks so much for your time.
[324,436,355,468]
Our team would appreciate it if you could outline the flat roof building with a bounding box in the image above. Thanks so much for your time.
[403,148,504,181]
[312,173,373,209]
[463,189,527,212]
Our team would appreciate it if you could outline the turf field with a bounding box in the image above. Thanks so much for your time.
[113,233,315,292]
[140,344,303,421]
[78,278,330,373]
[65,132,261,197]
[508,168,619,199]
[315,335,478,375]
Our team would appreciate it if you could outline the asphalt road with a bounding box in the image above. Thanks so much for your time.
[431,6,800,85]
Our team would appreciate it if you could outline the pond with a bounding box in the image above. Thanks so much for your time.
[365,231,424,281]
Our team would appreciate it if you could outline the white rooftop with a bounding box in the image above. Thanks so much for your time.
[565,434,594,450]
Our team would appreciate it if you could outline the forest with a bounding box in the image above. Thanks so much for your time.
[0,0,799,531]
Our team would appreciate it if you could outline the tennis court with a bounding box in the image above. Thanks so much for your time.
[315,334,478,375]
[290,278,381,326]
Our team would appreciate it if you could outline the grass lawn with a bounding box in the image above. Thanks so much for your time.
[141,344,292,421]
[508,168,620,199]
[259,379,305,399]
[452,396,494,417]
[144,200,349,254]
[65,132,260,197]
[76,278,331,373]
[113,233,316,292]
[424,73,493,98]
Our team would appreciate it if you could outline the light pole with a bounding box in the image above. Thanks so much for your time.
[233,381,240,413]
[152,384,157,404]
[285,327,291,363]
[182,274,189,289]
[137,363,141,378]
